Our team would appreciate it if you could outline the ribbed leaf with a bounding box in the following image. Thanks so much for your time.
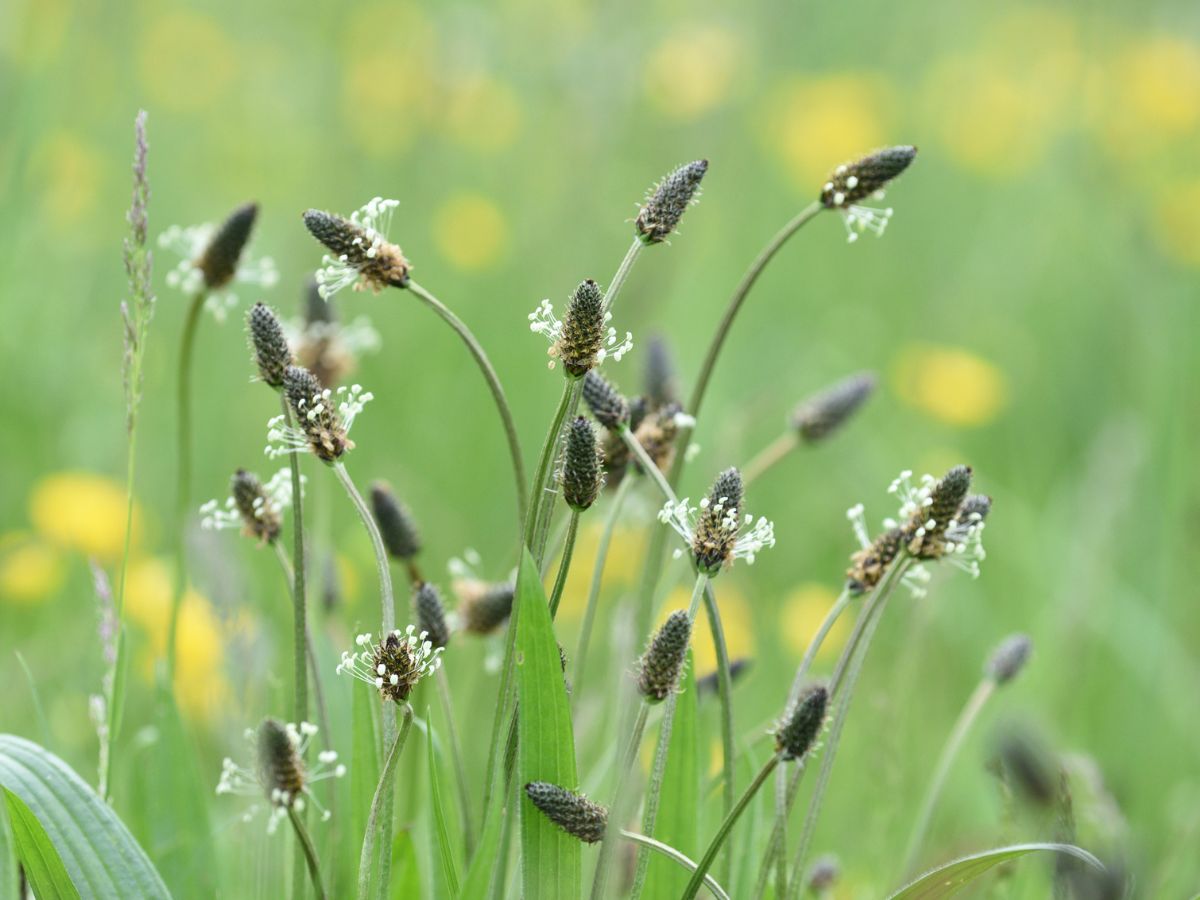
[516,546,580,899]
[460,754,507,898]
[641,650,700,899]
[887,843,1106,899]
[0,735,169,899]
[425,711,460,897]
[0,785,19,900]
[3,789,79,900]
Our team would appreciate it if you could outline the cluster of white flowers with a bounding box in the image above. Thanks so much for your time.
[215,721,344,834]
[283,314,382,357]
[658,496,777,567]
[199,468,301,531]
[335,625,444,694]
[822,169,894,244]
[527,299,634,369]
[264,383,374,458]
[158,223,278,322]
[314,197,400,299]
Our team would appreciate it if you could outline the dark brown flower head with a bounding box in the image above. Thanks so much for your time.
[582,370,630,430]
[561,417,604,511]
[198,202,258,289]
[337,625,443,703]
[256,717,305,805]
[846,525,905,594]
[819,146,916,209]
[690,467,745,575]
[696,657,752,699]
[599,430,631,488]
[636,159,708,244]
[628,395,649,432]
[247,302,293,389]
[906,465,973,558]
[958,494,993,524]
[370,482,422,561]
[637,610,692,703]
[633,402,685,474]
[555,280,607,377]
[807,855,841,894]
[776,683,828,761]
[987,634,1032,685]
[994,727,1060,809]
[415,582,450,650]
[455,580,515,635]
[791,372,877,443]
[282,365,351,462]
[304,202,410,294]
[524,782,608,843]
[231,469,282,544]
[644,335,678,409]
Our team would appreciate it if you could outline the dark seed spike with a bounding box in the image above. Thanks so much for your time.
[459,581,515,635]
[707,467,744,514]
[304,276,336,325]
[582,370,630,430]
[987,634,1032,685]
[636,159,708,244]
[846,525,904,594]
[958,494,993,524]
[561,417,604,511]
[637,610,692,702]
[198,202,258,289]
[247,302,293,389]
[370,482,422,561]
[995,728,1059,809]
[644,335,678,409]
[819,146,917,208]
[776,683,828,761]
[524,782,608,843]
[302,207,410,291]
[415,582,450,650]
[557,280,607,377]
[230,468,282,544]
[791,372,876,443]
[282,365,349,462]
[256,718,305,803]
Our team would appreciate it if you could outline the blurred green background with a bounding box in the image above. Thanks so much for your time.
[2,0,1198,896]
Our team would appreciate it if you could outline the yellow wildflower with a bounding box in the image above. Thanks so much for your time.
[138,11,235,112]
[643,25,743,121]
[0,534,65,605]
[29,471,138,562]
[432,193,510,271]
[657,578,753,675]
[1154,179,1200,268]
[892,344,1008,427]
[780,583,848,663]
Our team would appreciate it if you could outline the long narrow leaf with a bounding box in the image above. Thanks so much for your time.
[0,736,167,899]
[3,789,79,900]
[886,842,1106,899]
[516,546,580,899]
[460,752,508,898]
[425,711,461,897]
[0,785,19,900]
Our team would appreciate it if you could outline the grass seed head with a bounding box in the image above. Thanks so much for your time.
[820,146,916,209]
[557,280,607,377]
[303,207,410,292]
[198,202,258,290]
[636,159,708,244]
[415,582,450,650]
[247,302,293,389]
[457,580,515,635]
[791,372,876,443]
[283,365,350,462]
[561,416,604,511]
[370,482,422,561]
[231,468,282,544]
[691,467,746,575]
[524,782,608,843]
[637,610,692,702]
[776,683,829,761]
[256,717,306,805]
[583,370,630,430]
[987,634,1033,685]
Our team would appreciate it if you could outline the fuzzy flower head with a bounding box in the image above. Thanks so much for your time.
[304,198,410,298]
[637,610,692,703]
[285,283,382,389]
[633,402,695,475]
[775,683,829,761]
[216,718,345,834]
[791,372,877,443]
[159,203,278,322]
[636,159,708,244]
[524,782,608,844]
[200,467,301,544]
[247,302,294,389]
[336,625,443,703]
[819,146,917,244]
[559,417,604,512]
[659,468,776,576]
[265,366,373,462]
[528,280,633,375]
[448,549,516,636]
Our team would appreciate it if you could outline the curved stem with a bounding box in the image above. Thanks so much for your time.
[547,510,580,619]
[357,703,414,900]
[532,382,582,563]
[619,426,679,505]
[590,700,651,900]
[629,691,678,899]
[742,432,799,487]
[166,289,205,679]
[682,754,782,900]
[573,477,634,701]
[902,677,996,876]
[436,667,476,861]
[288,807,329,900]
[702,582,735,884]
[619,829,730,900]
[603,239,644,313]
[282,401,308,725]
[406,280,527,525]
[523,379,574,552]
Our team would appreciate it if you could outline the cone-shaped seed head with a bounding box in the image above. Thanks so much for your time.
[415,582,450,650]
[776,683,828,760]
[248,302,293,389]
[958,494,993,524]
[198,202,258,289]
[846,526,904,594]
[370,483,421,560]
[995,728,1059,809]
[807,855,841,893]
[907,465,973,558]
[524,782,608,843]
[303,208,410,290]
[583,370,630,430]
[691,467,745,575]
[256,717,305,803]
[556,280,607,377]
[820,146,917,208]
[637,610,692,702]
[283,365,350,462]
[374,631,427,702]
[644,335,678,409]
[987,634,1032,685]
[231,468,282,544]
[561,417,604,511]
[792,373,876,443]
[633,402,683,474]
[636,159,708,244]
[459,581,515,635]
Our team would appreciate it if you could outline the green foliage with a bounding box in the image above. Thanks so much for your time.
[2,789,79,900]
[886,843,1106,899]
[425,712,461,897]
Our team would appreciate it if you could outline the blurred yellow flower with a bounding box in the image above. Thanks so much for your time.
[759,74,892,190]
[658,579,753,676]
[551,521,644,623]
[780,583,847,663]
[124,558,231,720]
[26,132,103,227]
[432,193,510,271]
[892,344,1008,427]
[1099,36,1200,160]
[2,0,69,70]
[29,472,138,562]
[441,76,522,153]
[643,25,743,121]
[139,12,235,112]
[0,534,65,605]
[1154,179,1200,268]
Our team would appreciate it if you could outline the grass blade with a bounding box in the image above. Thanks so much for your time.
[425,709,461,897]
[886,843,1106,899]
[2,788,79,900]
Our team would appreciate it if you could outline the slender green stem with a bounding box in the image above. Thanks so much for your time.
[357,703,414,900]
[603,239,644,313]
[629,689,678,898]
[435,666,476,861]
[282,401,309,725]
[406,280,527,525]
[271,542,332,745]
[619,829,730,900]
[574,477,634,701]
[540,512,573,580]
[785,558,911,898]
[166,289,205,680]
[288,807,329,900]
[547,510,580,618]
[702,581,735,884]
[103,432,138,799]
[590,700,651,900]
[682,754,782,900]
[524,379,575,552]
[902,677,997,876]
[619,426,679,504]
[742,432,799,486]
[532,381,583,563]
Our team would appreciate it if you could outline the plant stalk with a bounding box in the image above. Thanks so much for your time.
[547,510,580,619]
[742,432,799,486]
[357,703,413,900]
[288,807,329,900]
[436,666,476,860]
[702,581,735,884]
[590,700,651,900]
[620,829,730,900]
